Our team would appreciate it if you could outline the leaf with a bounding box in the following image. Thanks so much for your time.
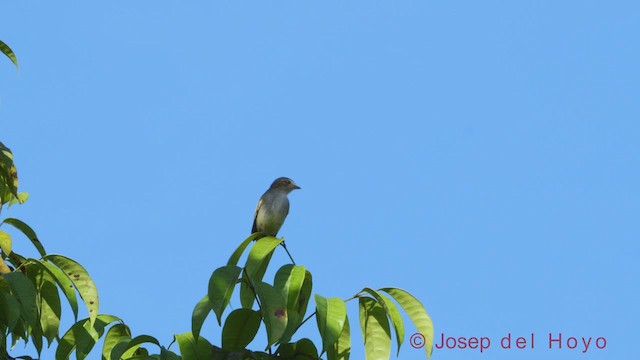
[174,332,214,360]
[39,260,79,321]
[0,258,11,274]
[0,230,12,254]
[244,237,282,277]
[6,251,25,273]
[160,348,182,360]
[8,192,29,207]
[2,218,46,257]
[327,315,351,360]
[360,288,404,355]
[56,315,120,360]
[3,272,38,329]
[11,316,27,347]
[255,282,287,347]
[274,265,306,311]
[30,318,44,356]
[110,334,161,360]
[0,331,5,358]
[227,233,262,267]
[208,265,242,325]
[76,315,120,360]
[221,308,262,351]
[0,273,8,291]
[0,292,21,331]
[359,297,391,360]
[0,182,9,205]
[240,237,281,308]
[239,253,272,310]
[191,295,211,341]
[0,145,19,200]
[35,267,62,346]
[297,270,312,318]
[314,294,347,353]
[278,338,319,359]
[273,264,307,343]
[45,254,99,325]
[380,288,434,359]
[102,323,131,360]
[0,40,18,68]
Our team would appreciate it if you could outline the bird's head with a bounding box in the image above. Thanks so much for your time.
[270,177,301,193]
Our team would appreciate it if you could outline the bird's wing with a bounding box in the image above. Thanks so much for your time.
[284,198,290,216]
[251,197,263,233]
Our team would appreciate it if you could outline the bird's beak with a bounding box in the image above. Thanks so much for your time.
[293,184,301,190]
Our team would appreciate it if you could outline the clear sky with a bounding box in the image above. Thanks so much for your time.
[1,1,638,359]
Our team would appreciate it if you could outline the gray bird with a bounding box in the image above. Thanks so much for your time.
[252,177,301,237]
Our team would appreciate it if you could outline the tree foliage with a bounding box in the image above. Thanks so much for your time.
[0,46,433,360]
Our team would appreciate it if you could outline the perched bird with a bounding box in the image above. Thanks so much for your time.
[252,177,301,237]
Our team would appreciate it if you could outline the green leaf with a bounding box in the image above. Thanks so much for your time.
[34,267,62,346]
[298,270,312,317]
[30,318,44,356]
[39,260,79,321]
[273,264,307,343]
[110,335,161,360]
[239,253,272,310]
[0,183,9,205]
[102,323,131,360]
[45,254,99,325]
[56,315,120,360]
[0,331,5,358]
[227,233,262,267]
[208,265,242,325]
[360,288,404,356]
[0,230,11,254]
[359,297,391,360]
[0,292,22,331]
[76,315,120,360]
[314,294,347,354]
[8,192,29,207]
[278,338,319,359]
[222,308,262,351]
[274,265,306,311]
[175,332,214,360]
[11,319,26,348]
[2,218,46,257]
[255,282,287,347]
[0,257,11,274]
[0,273,8,291]
[240,237,281,308]
[245,237,282,277]
[0,40,18,68]
[125,355,159,360]
[160,348,182,360]
[380,288,434,359]
[3,272,38,329]
[191,295,211,341]
[327,315,351,360]
[0,146,19,200]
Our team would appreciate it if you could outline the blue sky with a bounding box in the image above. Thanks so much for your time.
[2,1,638,359]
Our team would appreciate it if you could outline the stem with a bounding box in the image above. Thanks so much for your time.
[293,292,363,333]
[167,337,176,350]
[344,291,363,303]
[10,257,36,273]
[242,268,262,310]
[280,240,296,265]
[295,310,317,333]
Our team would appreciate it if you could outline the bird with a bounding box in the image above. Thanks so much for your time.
[252,177,300,263]
[252,177,300,237]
